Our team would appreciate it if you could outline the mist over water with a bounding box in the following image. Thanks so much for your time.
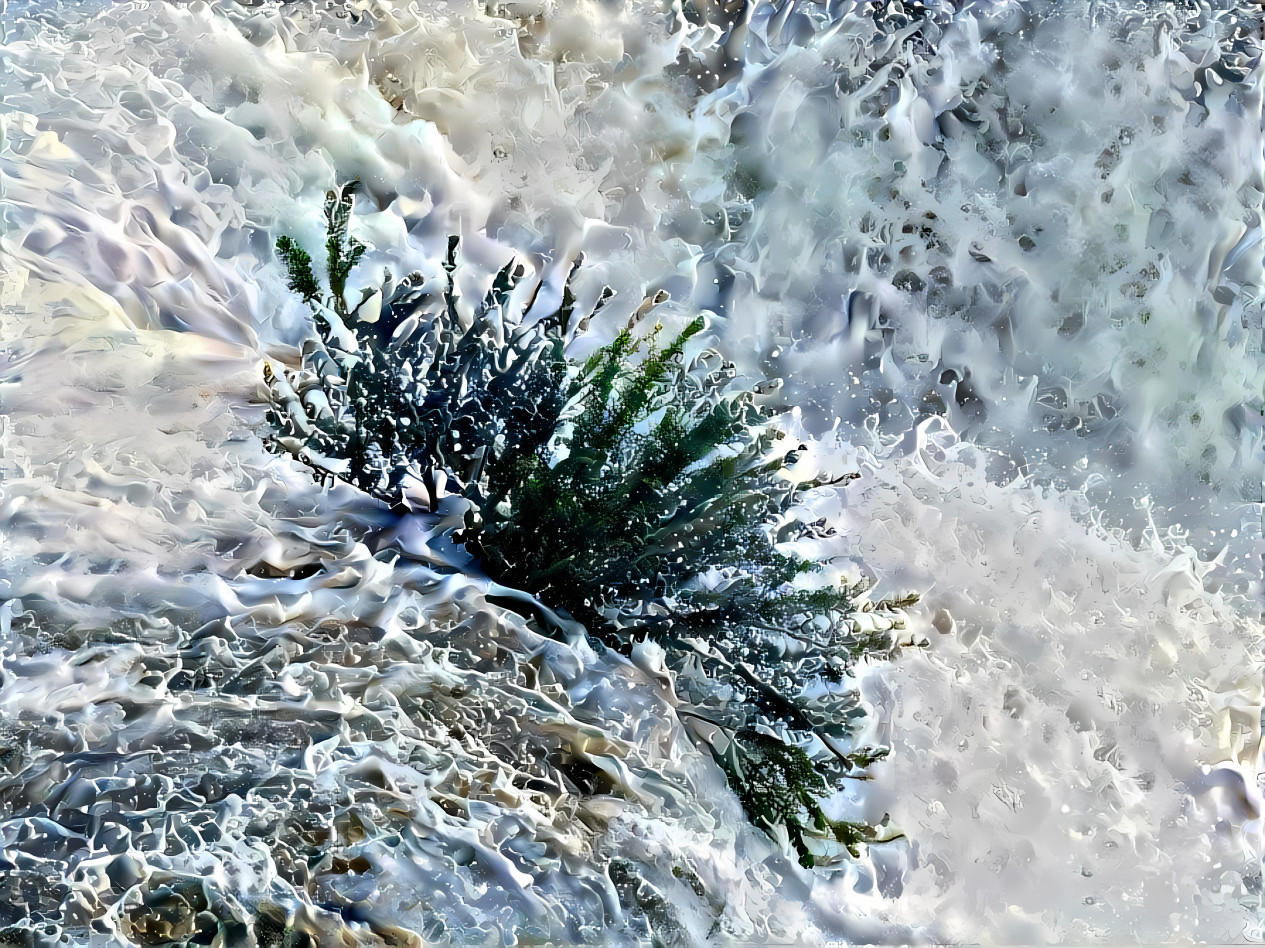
[0,0,1261,943]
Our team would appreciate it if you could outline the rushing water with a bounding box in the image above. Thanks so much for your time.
[0,0,1261,943]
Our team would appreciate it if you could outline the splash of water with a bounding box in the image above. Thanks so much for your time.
[0,0,1260,942]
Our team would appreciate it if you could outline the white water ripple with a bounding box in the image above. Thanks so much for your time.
[0,0,1261,943]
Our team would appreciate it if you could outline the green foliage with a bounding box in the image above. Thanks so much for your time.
[275,236,321,304]
[717,729,898,867]
[459,315,792,635]
[268,188,586,506]
[266,185,917,867]
[323,184,367,318]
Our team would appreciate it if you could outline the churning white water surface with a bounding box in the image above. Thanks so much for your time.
[0,0,1262,943]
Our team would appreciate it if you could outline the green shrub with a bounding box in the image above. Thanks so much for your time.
[266,183,913,866]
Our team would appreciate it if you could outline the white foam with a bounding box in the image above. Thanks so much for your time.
[0,0,1260,941]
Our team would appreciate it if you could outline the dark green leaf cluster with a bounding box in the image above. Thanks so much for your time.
[266,185,915,866]
[267,184,588,507]
[323,185,366,315]
[462,315,777,632]
[717,729,901,867]
[276,236,320,304]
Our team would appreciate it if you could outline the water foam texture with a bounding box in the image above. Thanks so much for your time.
[0,0,1261,943]
[2,270,905,944]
